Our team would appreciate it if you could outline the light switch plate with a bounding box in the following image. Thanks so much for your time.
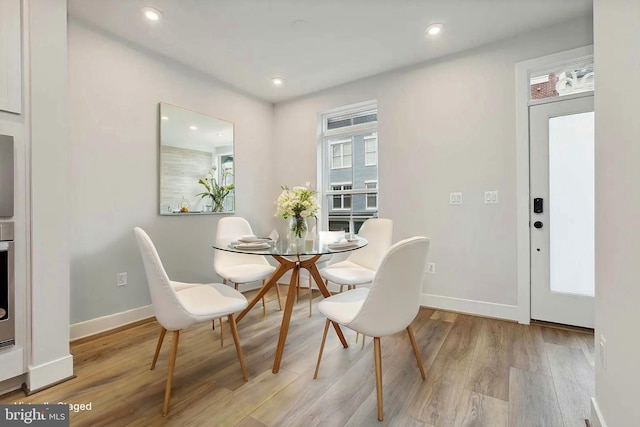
[450,192,462,205]
[484,191,498,204]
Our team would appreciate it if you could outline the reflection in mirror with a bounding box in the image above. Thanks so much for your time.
[159,103,234,215]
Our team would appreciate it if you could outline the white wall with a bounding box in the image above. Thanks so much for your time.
[593,1,640,426]
[68,20,274,324]
[273,17,592,317]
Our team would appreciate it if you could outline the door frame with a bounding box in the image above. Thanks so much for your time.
[515,45,593,324]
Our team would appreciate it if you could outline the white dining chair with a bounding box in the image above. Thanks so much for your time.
[214,217,280,326]
[313,236,430,421]
[134,227,249,416]
[320,218,393,293]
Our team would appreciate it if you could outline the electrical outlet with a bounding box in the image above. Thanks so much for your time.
[117,272,127,287]
[427,262,436,274]
[599,334,607,370]
[484,191,499,204]
[450,192,462,205]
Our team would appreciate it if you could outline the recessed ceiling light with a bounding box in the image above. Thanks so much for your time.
[142,6,163,22]
[271,77,284,86]
[189,125,198,130]
[216,132,224,136]
[161,116,168,120]
[425,23,443,36]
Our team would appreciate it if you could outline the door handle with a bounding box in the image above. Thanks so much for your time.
[534,221,543,229]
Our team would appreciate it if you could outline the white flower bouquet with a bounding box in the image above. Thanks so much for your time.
[275,186,319,238]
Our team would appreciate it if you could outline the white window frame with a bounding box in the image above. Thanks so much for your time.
[330,139,352,169]
[364,135,377,166]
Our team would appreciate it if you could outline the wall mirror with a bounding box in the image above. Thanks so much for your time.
[159,103,235,215]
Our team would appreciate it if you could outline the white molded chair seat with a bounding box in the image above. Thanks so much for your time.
[175,284,248,317]
[317,287,368,324]
[215,264,276,284]
[134,227,249,417]
[320,260,376,285]
[320,218,393,291]
[314,236,430,421]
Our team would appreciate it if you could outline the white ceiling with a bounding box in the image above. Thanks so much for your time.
[68,0,592,103]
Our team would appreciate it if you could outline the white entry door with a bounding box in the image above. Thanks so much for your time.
[530,95,594,328]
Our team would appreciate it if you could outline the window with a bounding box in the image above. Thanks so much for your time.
[320,102,378,232]
[331,183,352,210]
[364,135,377,166]
[331,140,352,169]
[365,181,377,209]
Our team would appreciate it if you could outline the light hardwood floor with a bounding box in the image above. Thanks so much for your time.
[0,288,594,426]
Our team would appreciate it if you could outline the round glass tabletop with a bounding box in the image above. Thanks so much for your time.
[212,237,368,256]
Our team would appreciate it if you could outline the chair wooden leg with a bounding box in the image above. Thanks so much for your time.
[275,281,283,310]
[361,334,366,350]
[308,276,313,317]
[162,330,180,417]
[262,296,267,319]
[223,278,227,285]
[407,325,426,380]
[339,284,344,293]
[313,319,331,379]
[228,314,248,381]
[356,332,359,344]
[219,318,224,347]
[373,336,384,421]
[151,327,166,370]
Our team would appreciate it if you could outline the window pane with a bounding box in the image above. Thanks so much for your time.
[332,195,341,209]
[353,112,377,125]
[327,117,351,130]
[530,61,594,100]
[344,195,351,209]
[343,143,352,155]
[344,154,352,168]
[366,194,377,209]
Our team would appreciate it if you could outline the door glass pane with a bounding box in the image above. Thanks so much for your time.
[549,111,594,296]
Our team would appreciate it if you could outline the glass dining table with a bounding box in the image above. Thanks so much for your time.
[212,236,368,373]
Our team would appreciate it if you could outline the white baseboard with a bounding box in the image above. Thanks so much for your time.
[70,305,154,341]
[27,354,73,392]
[420,293,519,321]
[590,397,607,427]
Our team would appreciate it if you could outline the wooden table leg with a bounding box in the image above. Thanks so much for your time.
[306,262,349,348]
[272,260,300,373]
[237,262,289,323]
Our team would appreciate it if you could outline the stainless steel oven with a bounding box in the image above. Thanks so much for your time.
[0,222,14,348]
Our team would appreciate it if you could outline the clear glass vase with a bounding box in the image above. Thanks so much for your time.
[288,215,308,251]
